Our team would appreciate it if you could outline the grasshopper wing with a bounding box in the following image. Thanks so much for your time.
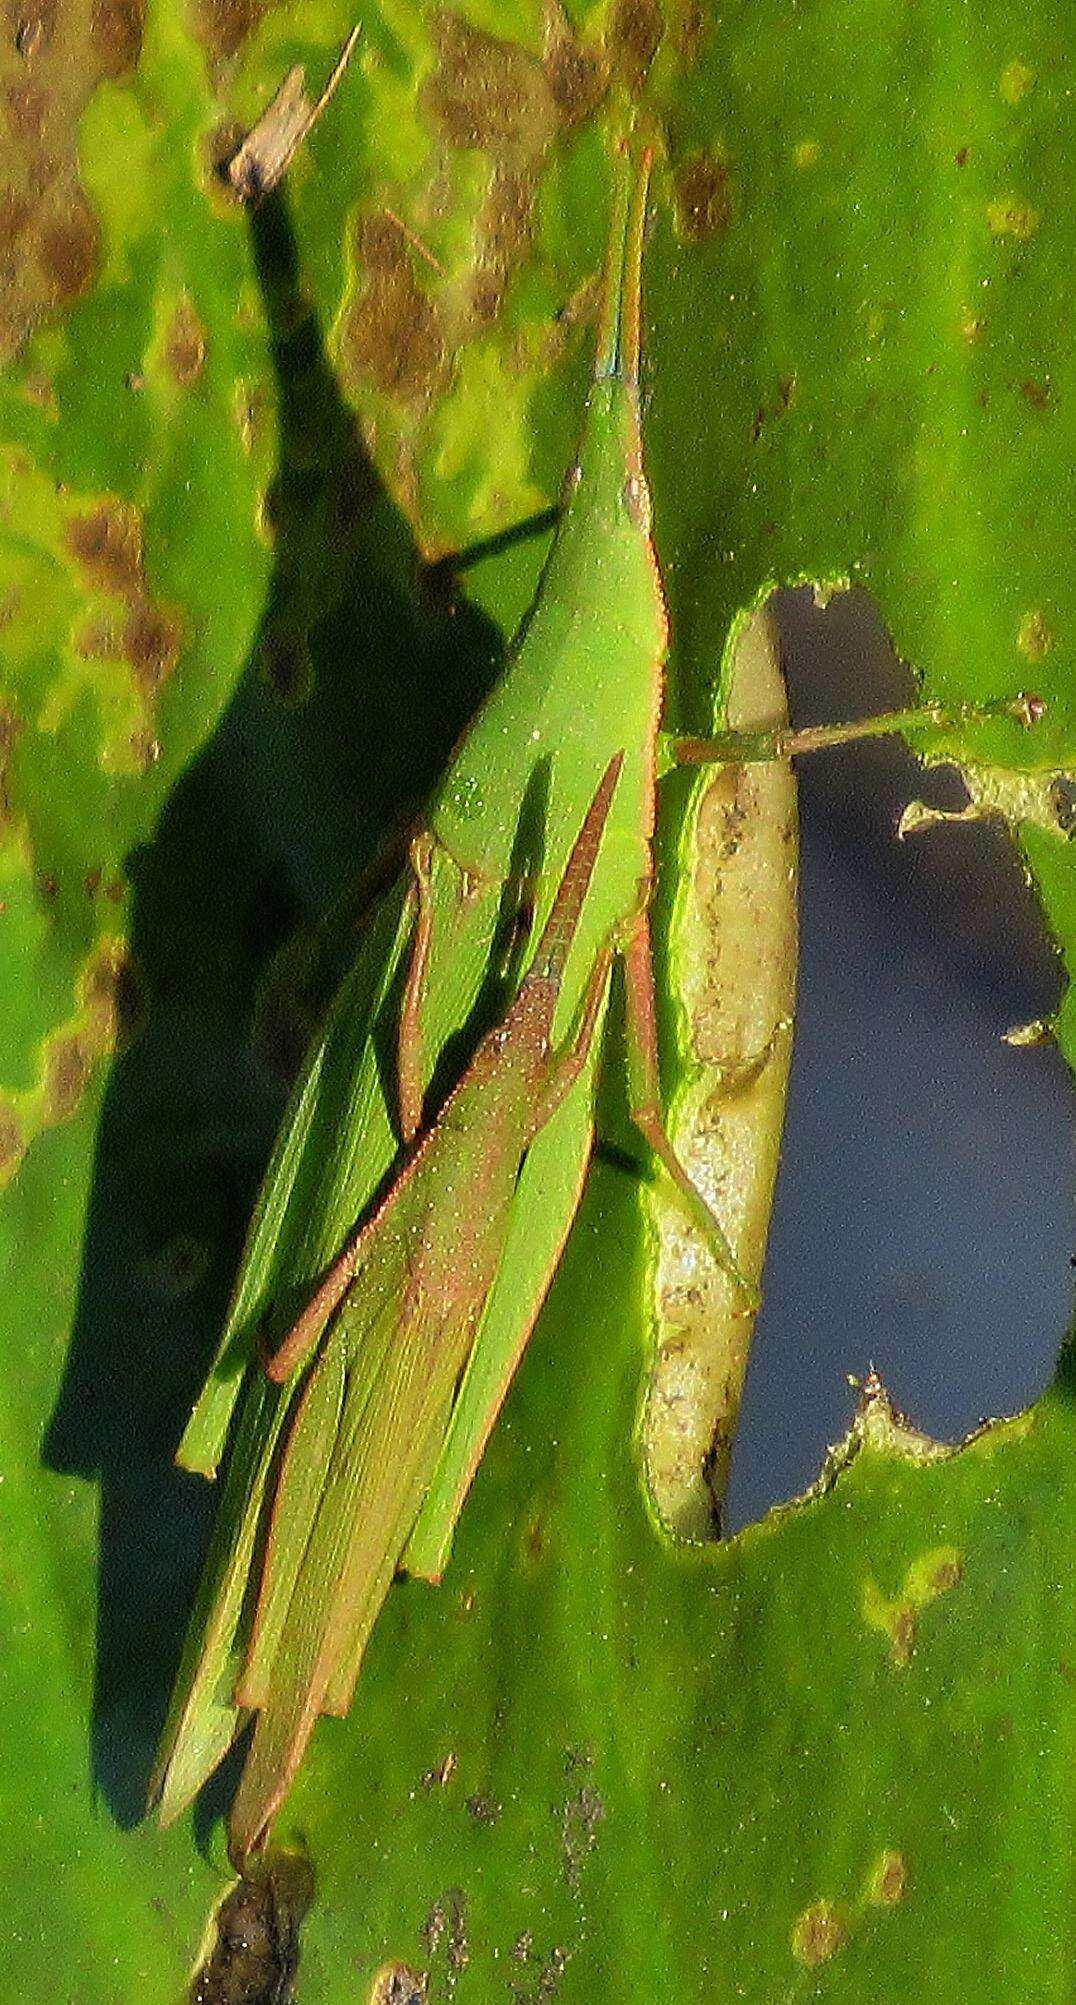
[229,1257,473,1854]
[150,887,415,1823]
[227,756,623,1854]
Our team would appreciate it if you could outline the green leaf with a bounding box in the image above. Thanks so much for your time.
[0,2,1072,1998]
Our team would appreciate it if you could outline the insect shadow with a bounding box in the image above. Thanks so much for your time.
[43,190,515,1830]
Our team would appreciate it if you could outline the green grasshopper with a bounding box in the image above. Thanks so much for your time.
[151,146,1038,1856]
[228,754,622,1854]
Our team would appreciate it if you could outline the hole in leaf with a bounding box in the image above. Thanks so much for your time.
[725,586,1074,1530]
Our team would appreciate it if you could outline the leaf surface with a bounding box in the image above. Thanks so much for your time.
[0,2,1072,1997]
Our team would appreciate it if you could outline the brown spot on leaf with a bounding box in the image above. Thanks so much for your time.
[164,293,207,386]
[342,213,447,403]
[465,1791,501,1825]
[5,77,46,139]
[791,1899,847,1967]
[749,376,793,441]
[73,612,116,659]
[424,12,554,156]
[864,1543,965,1665]
[90,0,144,76]
[36,199,99,302]
[534,1945,570,1996]
[675,1,707,61]
[37,940,146,1130]
[192,0,262,65]
[0,187,29,250]
[369,1963,427,2005]
[955,144,970,166]
[674,149,733,241]
[43,1030,93,1125]
[0,1101,24,1181]
[890,1604,917,1666]
[0,704,22,824]
[543,14,605,125]
[605,0,664,88]
[83,939,146,1045]
[1020,376,1051,409]
[422,1890,468,1977]
[124,601,180,689]
[561,1780,605,1884]
[470,162,535,325]
[67,497,182,703]
[0,0,129,359]
[871,1849,908,1905]
[68,500,142,595]
[929,1554,963,1595]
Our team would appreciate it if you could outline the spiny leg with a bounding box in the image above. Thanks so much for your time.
[622,910,760,1313]
[668,689,1044,769]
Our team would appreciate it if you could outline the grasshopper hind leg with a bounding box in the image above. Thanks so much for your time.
[622,910,761,1313]
[667,688,1044,770]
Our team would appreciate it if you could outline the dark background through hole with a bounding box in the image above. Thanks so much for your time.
[725,587,1075,1531]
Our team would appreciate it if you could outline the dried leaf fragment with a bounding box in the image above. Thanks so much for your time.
[225,25,360,202]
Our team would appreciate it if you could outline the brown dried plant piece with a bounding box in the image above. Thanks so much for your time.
[225,25,360,203]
